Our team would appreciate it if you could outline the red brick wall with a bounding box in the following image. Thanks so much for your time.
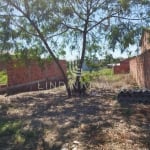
[0,61,7,71]
[140,30,150,53]
[7,60,67,86]
[130,50,150,89]
[113,59,130,74]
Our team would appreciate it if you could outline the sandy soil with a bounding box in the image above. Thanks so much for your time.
[0,78,150,150]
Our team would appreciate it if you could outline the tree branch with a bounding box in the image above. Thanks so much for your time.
[61,22,83,32]
[0,14,24,18]
[46,28,69,40]
[87,16,110,32]
[68,1,86,21]
[6,0,68,83]
[112,15,150,20]
[12,21,39,37]
[87,11,119,32]
[89,0,106,16]
[7,0,27,17]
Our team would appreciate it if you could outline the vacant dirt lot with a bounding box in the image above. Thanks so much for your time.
[0,75,150,150]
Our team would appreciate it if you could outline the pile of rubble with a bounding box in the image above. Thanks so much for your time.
[118,89,150,103]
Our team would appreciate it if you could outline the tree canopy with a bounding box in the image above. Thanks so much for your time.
[0,0,149,96]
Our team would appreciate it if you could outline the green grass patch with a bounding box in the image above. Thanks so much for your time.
[82,68,114,82]
[0,120,22,136]
[0,120,39,145]
[98,68,113,76]
[0,71,7,85]
[14,132,25,144]
[95,68,126,81]
[102,74,124,82]
[68,68,126,84]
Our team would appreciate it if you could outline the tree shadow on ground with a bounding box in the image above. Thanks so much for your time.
[117,95,150,149]
[0,88,150,149]
[0,90,117,150]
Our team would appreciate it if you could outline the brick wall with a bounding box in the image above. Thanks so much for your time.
[113,59,130,74]
[140,30,150,53]
[0,61,7,71]
[6,60,67,90]
[130,50,150,89]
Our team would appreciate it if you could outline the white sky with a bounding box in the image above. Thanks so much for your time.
[65,44,139,61]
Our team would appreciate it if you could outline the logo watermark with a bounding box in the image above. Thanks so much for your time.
[38,81,65,90]
[37,80,113,91]
[37,60,114,91]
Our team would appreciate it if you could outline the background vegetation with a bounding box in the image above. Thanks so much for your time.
[0,71,7,85]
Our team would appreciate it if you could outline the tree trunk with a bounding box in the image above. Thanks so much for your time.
[74,29,87,95]
[38,36,71,97]
[63,77,71,97]
[27,20,72,97]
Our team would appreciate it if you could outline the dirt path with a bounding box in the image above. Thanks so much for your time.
[0,85,150,150]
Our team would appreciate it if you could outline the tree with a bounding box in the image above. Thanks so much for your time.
[0,0,72,96]
[85,56,100,72]
[0,0,149,96]
[60,0,150,94]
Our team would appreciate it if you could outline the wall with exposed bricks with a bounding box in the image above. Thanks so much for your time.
[113,59,130,74]
[130,50,150,89]
[0,61,7,71]
[7,60,67,87]
[140,29,150,53]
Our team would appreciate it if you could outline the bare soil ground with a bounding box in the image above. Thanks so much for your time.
[0,75,150,150]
